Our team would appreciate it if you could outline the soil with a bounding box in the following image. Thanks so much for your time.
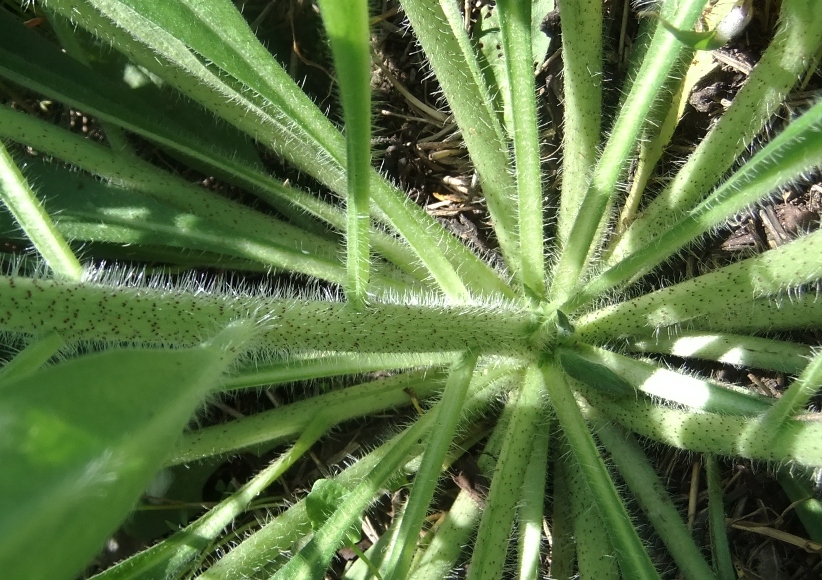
[3,0,822,578]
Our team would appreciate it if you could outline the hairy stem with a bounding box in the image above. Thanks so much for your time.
[0,275,535,353]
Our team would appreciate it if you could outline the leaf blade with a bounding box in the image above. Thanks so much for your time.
[0,323,251,580]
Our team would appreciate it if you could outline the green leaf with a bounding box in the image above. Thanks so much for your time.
[469,364,546,580]
[609,0,822,266]
[0,142,82,281]
[0,275,535,353]
[549,0,706,303]
[7,160,399,291]
[555,0,602,247]
[649,13,720,50]
[496,0,545,299]
[401,0,519,274]
[39,0,504,300]
[0,322,251,580]
[94,414,329,580]
[705,455,735,580]
[0,103,422,286]
[596,422,717,580]
[0,332,66,382]
[626,332,814,375]
[307,479,361,545]
[543,364,661,580]
[556,347,635,396]
[272,410,435,579]
[572,98,822,310]
[381,350,478,579]
[580,386,822,467]
[563,343,770,416]
[555,309,575,338]
[316,0,372,306]
[577,229,822,342]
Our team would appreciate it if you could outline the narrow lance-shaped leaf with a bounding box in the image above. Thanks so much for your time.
[406,396,515,580]
[579,385,822,467]
[549,0,707,303]
[496,0,545,299]
[381,350,478,579]
[517,418,550,580]
[220,351,456,391]
[0,103,426,286]
[93,414,331,580]
[469,364,546,580]
[626,332,814,375]
[555,0,602,247]
[558,342,771,416]
[0,143,83,281]
[609,0,822,264]
[705,454,736,580]
[693,294,822,335]
[0,331,66,382]
[576,229,822,343]
[400,0,520,273]
[569,98,822,310]
[596,422,717,580]
[5,160,403,292]
[0,321,253,580]
[543,364,661,580]
[197,365,523,580]
[739,349,822,453]
[472,0,553,135]
[550,452,580,579]
[171,370,447,467]
[40,0,511,300]
[271,408,435,579]
[564,448,619,580]
[777,468,822,546]
[317,0,372,306]
[610,19,712,253]
[22,2,494,300]
[0,275,535,353]
[0,105,347,262]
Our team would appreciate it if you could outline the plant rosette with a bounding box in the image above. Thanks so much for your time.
[1,0,821,579]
